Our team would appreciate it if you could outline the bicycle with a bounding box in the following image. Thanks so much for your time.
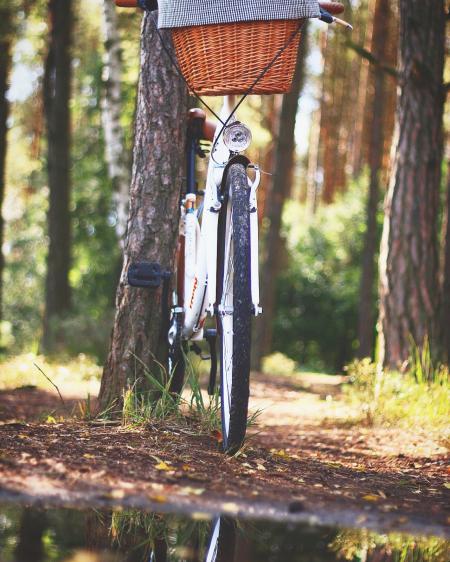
[117,0,350,454]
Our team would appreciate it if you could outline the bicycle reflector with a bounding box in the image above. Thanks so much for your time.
[223,122,252,153]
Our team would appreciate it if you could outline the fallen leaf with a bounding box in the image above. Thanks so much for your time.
[83,453,95,459]
[362,494,381,502]
[150,494,167,503]
[210,430,223,443]
[443,482,450,489]
[271,449,289,459]
[155,461,172,471]
[46,416,57,424]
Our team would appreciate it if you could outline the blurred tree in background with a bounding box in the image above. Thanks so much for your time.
[274,183,367,371]
[0,1,15,334]
[42,0,74,350]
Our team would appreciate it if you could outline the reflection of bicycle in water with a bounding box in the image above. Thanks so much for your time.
[148,516,236,562]
[117,1,350,454]
[204,517,237,562]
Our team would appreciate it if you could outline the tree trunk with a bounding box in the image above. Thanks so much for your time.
[14,508,48,562]
[99,12,188,410]
[306,106,321,214]
[357,0,391,359]
[378,0,445,369]
[0,6,13,330]
[42,0,73,349]
[441,168,450,364]
[101,0,131,243]
[251,25,308,371]
[350,0,372,177]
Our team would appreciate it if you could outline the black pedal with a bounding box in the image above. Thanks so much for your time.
[128,262,170,289]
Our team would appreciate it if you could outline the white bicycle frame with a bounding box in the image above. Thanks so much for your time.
[180,95,261,342]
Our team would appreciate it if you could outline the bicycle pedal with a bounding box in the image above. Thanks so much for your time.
[128,262,170,289]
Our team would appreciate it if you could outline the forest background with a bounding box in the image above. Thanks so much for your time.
[0,0,448,387]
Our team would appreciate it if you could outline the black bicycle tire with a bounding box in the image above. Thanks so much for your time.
[217,162,252,454]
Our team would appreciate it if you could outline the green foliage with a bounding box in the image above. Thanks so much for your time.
[331,528,450,562]
[344,359,450,433]
[110,509,211,558]
[262,352,297,376]
[409,335,445,385]
[0,352,101,391]
[273,178,371,372]
[120,354,221,433]
[3,0,141,359]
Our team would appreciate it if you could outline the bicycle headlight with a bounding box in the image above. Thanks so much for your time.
[223,122,252,152]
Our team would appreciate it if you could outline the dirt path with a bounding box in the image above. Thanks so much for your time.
[0,375,448,537]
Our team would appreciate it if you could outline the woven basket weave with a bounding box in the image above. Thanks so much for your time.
[171,19,303,96]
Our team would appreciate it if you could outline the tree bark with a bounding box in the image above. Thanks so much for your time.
[101,0,131,243]
[357,0,391,359]
[319,1,356,204]
[14,508,48,562]
[42,0,73,348]
[441,168,450,364]
[0,6,13,329]
[378,0,445,369]
[251,25,308,371]
[99,12,188,410]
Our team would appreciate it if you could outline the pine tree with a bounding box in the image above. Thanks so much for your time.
[99,12,188,409]
[251,25,308,370]
[42,0,74,349]
[378,0,445,368]
[0,4,14,329]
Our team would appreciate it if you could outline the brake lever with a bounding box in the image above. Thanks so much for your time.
[320,8,353,30]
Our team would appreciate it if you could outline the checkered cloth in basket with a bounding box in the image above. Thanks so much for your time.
[158,0,321,28]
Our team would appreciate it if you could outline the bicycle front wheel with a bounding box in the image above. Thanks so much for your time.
[217,162,252,454]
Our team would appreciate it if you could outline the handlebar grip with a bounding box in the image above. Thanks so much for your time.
[115,1,139,7]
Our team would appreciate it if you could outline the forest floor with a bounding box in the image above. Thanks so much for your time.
[0,371,449,537]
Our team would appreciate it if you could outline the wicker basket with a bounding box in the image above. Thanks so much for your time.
[171,19,303,96]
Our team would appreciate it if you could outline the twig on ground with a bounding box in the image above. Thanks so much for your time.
[34,363,66,409]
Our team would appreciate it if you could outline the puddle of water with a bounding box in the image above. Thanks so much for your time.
[0,503,448,562]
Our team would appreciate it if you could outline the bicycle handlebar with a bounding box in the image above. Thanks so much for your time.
[114,1,352,31]
[115,0,157,9]
[115,1,345,15]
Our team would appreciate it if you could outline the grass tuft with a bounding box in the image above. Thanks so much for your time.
[344,357,449,435]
